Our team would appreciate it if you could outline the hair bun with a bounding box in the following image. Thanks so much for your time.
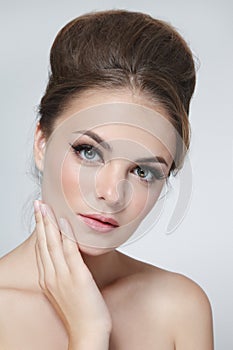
[39,9,196,174]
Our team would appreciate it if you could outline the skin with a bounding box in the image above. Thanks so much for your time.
[0,88,214,349]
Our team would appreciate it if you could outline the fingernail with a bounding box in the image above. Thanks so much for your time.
[34,200,40,213]
[40,204,47,216]
[59,218,72,236]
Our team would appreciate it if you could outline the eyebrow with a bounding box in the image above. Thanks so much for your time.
[72,130,169,167]
[72,130,112,151]
[134,156,168,167]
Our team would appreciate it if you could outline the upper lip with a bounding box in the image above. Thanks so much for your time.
[78,213,119,227]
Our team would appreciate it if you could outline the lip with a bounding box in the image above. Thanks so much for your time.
[77,213,119,233]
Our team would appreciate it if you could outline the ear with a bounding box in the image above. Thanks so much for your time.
[33,122,47,173]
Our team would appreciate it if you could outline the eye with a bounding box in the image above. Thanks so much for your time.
[132,165,165,183]
[70,143,103,164]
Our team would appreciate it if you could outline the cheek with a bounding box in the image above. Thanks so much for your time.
[61,156,98,208]
[61,156,82,205]
[131,191,147,213]
[128,184,150,219]
[129,181,164,220]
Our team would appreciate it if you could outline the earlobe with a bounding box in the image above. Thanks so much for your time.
[33,122,47,173]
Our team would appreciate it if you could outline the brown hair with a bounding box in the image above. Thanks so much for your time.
[38,9,196,176]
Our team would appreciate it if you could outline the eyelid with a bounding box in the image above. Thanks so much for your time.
[69,142,104,163]
[69,139,167,180]
[136,163,166,181]
[70,137,103,152]
[72,134,108,152]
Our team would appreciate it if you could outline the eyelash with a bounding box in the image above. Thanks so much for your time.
[132,165,165,183]
[70,142,104,164]
[69,142,166,183]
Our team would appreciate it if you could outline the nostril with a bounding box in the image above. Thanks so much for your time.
[96,179,134,213]
[94,161,134,207]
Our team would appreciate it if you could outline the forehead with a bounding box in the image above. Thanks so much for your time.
[56,102,176,141]
[57,88,170,120]
[50,102,177,165]
[92,124,175,167]
[94,123,171,154]
[53,88,177,148]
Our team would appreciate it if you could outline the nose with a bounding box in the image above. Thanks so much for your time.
[95,160,130,208]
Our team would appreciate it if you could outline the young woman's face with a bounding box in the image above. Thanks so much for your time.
[36,89,176,255]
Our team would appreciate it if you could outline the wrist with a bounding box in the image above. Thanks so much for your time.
[67,319,112,349]
[68,332,110,350]
[68,321,112,339]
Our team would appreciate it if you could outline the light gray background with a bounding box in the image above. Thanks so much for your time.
[0,1,232,349]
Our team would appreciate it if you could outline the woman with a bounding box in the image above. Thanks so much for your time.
[0,9,214,349]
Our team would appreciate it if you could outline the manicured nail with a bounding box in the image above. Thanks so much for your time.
[34,200,40,213]
[59,218,72,236]
[40,204,47,216]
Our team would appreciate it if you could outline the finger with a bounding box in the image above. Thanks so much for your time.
[59,218,85,273]
[34,200,55,280]
[35,238,46,290]
[40,203,70,277]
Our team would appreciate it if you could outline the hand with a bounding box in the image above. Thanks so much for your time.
[34,200,112,347]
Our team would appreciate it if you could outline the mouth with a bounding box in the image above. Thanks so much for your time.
[77,213,119,233]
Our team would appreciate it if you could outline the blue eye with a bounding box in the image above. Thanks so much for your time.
[70,143,103,163]
[133,165,165,183]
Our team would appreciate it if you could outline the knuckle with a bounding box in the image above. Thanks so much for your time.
[63,247,74,258]
[57,275,70,290]
[44,276,56,291]
[43,216,50,227]
[63,241,77,257]
[37,236,46,247]
[47,243,58,254]
[38,278,46,290]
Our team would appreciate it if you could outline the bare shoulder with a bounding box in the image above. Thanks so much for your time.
[0,243,37,313]
[109,253,214,349]
[0,252,18,340]
[142,266,214,349]
[144,266,213,321]
[0,246,23,289]
[141,264,212,309]
[0,250,24,313]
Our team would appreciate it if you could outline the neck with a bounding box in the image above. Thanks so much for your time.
[81,249,122,289]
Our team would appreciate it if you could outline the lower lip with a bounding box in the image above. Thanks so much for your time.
[77,215,118,233]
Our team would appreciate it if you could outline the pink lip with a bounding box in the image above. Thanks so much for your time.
[77,214,119,233]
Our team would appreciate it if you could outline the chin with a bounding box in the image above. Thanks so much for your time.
[78,243,116,256]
